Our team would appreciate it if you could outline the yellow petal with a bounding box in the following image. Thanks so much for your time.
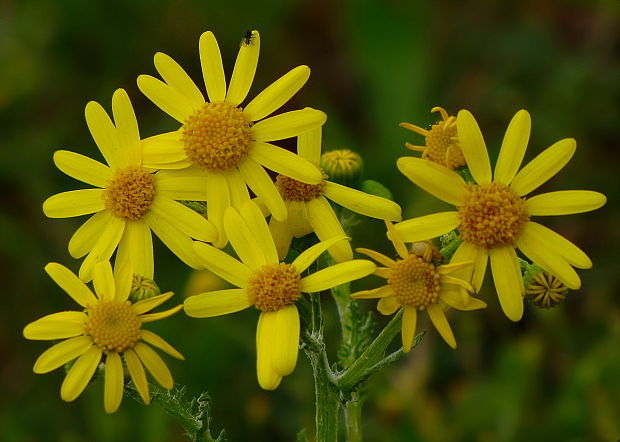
[140,330,184,360]
[93,260,115,301]
[393,212,460,243]
[384,219,408,260]
[111,261,133,305]
[323,181,402,221]
[244,65,311,122]
[192,241,252,287]
[450,241,488,292]
[133,292,174,315]
[143,212,202,269]
[223,206,267,269]
[292,235,349,273]
[139,305,183,323]
[60,346,102,402]
[184,289,251,318]
[510,138,576,196]
[156,170,209,201]
[269,215,293,261]
[78,216,125,282]
[104,352,124,413]
[250,141,323,184]
[240,201,279,265]
[440,287,487,311]
[256,312,282,390]
[271,305,300,376]
[489,246,524,322]
[206,172,231,248]
[33,336,93,374]
[516,223,582,289]
[69,211,112,259]
[306,196,352,262]
[43,189,105,218]
[300,260,376,293]
[111,89,141,166]
[115,220,154,280]
[526,191,606,216]
[154,52,204,109]
[297,127,322,165]
[53,150,112,188]
[150,196,217,242]
[377,296,400,315]
[141,131,188,168]
[24,311,86,341]
[456,109,491,184]
[252,108,327,143]
[137,74,194,123]
[494,110,530,185]
[238,157,287,221]
[199,31,227,102]
[396,156,466,205]
[522,222,591,269]
[402,306,418,352]
[45,262,97,307]
[226,30,260,106]
[288,200,313,238]
[124,349,150,405]
[226,168,251,209]
[133,342,173,389]
[351,285,394,299]
[427,303,456,349]
[355,248,396,268]
[85,100,120,169]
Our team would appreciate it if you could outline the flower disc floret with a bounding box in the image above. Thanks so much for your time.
[248,263,301,312]
[388,255,441,309]
[458,182,529,249]
[424,119,465,169]
[182,101,253,171]
[84,300,142,353]
[103,166,155,220]
[275,171,326,201]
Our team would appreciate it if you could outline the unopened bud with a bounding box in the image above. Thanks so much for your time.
[320,149,363,187]
[522,262,568,309]
[129,274,161,302]
[359,179,393,201]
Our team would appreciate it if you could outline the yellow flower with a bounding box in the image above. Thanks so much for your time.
[23,261,183,413]
[265,128,401,263]
[352,221,486,350]
[395,109,606,321]
[400,107,466,170]
[137,30,326,247]
[184,201,376,390]
[42,89,217,282]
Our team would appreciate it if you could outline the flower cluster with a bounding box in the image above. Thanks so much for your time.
[25,29,605,415]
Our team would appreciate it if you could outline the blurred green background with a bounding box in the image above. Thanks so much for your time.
[1,0,619,440]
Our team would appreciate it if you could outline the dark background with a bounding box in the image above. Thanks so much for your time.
[1,0,618,440]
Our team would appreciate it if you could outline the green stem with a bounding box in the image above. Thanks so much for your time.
[302,293,340,442]
[336,310,403,391]
[344,393,363,442]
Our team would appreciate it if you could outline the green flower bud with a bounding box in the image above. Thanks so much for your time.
[359,179,393,201]
[320,149,363,187]
[129,274,161,302]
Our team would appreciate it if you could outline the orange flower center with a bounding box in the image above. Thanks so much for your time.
[388,255,441,309]
[182,101,253,171]
[424,119,466,170]
[275,169,326,201]
[84,300,142,353]
[103,166,155,220]
[458,182,529,249]
[248,263,302,312]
